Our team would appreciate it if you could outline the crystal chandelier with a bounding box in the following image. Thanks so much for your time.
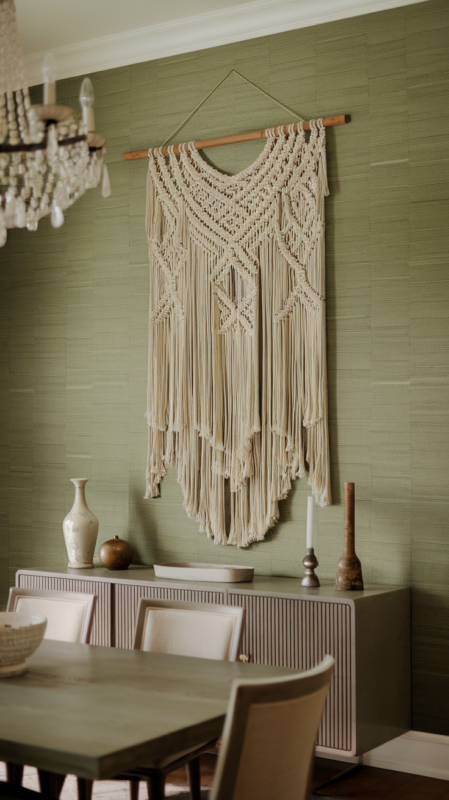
[0,0,110,247]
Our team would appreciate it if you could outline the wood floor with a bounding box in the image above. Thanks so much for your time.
[193,755,449,799]
[313,758,449,800]
[1,757,448,799]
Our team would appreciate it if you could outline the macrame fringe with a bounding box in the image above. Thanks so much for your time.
[145,123,331,547]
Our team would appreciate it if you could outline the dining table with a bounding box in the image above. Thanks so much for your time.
[0,639,300,798]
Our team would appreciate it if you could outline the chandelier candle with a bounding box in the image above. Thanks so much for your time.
[80,77,95,134]
[302,496,320,588]
[42,52,56,105]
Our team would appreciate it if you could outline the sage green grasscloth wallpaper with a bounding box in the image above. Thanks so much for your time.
[1,0,448,733]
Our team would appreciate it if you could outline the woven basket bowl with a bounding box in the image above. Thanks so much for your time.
[0,611,47,678]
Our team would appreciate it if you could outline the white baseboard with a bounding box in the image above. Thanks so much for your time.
[363,731,449,781]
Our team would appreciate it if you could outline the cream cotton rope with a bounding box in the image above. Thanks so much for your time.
[145,122,331,547]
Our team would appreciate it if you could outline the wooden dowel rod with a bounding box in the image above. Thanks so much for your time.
[123,114,349,160]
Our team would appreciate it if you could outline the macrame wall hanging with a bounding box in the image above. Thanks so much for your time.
[132,72,346,548]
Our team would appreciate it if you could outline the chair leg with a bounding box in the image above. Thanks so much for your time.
[77,777,94,800]
[129,778,140,800]
[6,763,24,786]
[38,770,66,798]
[186,757,201,800]
[146,773,166,800]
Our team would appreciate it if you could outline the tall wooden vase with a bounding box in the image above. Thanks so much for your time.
[63,479,99,569]
[334,482,364,591]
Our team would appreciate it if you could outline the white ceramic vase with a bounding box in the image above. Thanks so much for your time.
[63,478,99,569]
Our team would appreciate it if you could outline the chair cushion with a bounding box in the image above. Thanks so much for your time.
[14,597,87,643]
[141,608,235,660]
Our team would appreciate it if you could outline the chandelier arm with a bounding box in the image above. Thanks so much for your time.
[0,134,87,153]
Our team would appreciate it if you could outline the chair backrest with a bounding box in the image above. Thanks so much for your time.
[210,655,335,800]
[133,598,245,662]
[7,588,97,644]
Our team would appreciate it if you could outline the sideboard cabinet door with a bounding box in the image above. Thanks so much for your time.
[228,592,354,753]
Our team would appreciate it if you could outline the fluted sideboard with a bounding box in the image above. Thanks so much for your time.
[15,566,410,758]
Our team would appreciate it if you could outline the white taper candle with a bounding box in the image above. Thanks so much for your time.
[44,82,56,105]
[306,496,314,549]
[42,53,57,106]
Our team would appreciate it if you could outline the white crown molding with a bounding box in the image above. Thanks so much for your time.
[24,0,428,87]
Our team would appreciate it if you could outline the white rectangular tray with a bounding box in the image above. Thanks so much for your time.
[153,562,254,583]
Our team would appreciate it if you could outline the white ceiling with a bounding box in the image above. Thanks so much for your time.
[15,0,429,86]
[15,0,250,54]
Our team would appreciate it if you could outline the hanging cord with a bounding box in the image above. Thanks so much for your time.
[161,69,304,147]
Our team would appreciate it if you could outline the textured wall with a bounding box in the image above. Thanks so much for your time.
[0,0,448,734]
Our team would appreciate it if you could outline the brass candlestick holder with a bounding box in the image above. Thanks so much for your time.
[301,548,320,587]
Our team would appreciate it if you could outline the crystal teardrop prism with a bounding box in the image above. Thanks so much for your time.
[102,163,111,198]
[51,203,64,228]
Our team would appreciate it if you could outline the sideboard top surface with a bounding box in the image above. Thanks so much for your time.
[16,565,409,604]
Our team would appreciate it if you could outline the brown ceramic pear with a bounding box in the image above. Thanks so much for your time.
[98,536,133,570]
[335,482,364,591]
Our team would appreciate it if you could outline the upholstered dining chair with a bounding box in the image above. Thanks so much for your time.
[209,654,335,800]
[7,587,97,645]
[78,598,246,800]
[133,597,245,660]
[5,587,97,797]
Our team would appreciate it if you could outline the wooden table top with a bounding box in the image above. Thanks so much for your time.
[0,640,298,780]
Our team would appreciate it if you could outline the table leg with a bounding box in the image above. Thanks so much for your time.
[6,763,24,786]
[38,770,66,798]
[6,761,23,786]
[146,773,166,800]
[187,757,201,800]
[77,777,94,800]
[129,778,140,800]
